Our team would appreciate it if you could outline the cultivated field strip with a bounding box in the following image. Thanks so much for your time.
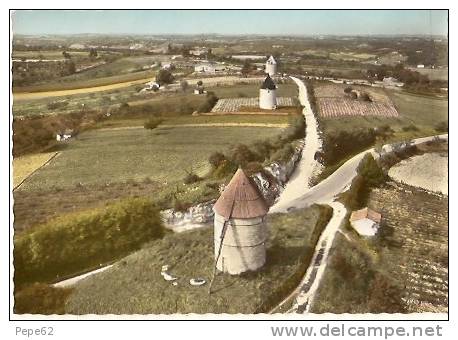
[317,98,399,118]
[369,183,448,313]
[211,97,294,113]
[314,84,399,118]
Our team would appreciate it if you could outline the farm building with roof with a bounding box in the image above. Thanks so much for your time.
[350,207,382,236]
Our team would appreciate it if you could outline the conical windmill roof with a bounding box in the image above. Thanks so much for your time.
[267,55,277,64]
[260,74,276,90]
[213,168,269,220]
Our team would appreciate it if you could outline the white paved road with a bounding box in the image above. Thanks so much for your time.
[270,76,322,213]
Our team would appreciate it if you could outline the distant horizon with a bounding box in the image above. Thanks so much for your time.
[13,32,449,38]
[11,10,448,36]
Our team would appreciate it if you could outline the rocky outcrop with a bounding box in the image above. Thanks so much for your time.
[160,200,216,232]
[161,142,305,232]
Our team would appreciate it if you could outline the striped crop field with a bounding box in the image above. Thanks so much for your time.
[211,97,294,113]
[315,84,399,118]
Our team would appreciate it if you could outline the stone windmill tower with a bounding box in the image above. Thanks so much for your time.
[211,168,269,277]
[265,55,277,76]
[259,74,277,110]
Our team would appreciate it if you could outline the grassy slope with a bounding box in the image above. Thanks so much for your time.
[18,125,284,192]
[65,205,331,314]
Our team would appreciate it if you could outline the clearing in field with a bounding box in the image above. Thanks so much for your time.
[315,84,399,118]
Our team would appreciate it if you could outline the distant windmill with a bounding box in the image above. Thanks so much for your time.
[208,168,269,294]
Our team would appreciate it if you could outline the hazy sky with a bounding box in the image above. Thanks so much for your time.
[12,10,448,36]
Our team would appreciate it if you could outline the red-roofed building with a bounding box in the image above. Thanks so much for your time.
[350,207,382,236]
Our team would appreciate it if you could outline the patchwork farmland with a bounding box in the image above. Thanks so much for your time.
[315,84,399,118]
[369,183,448,313]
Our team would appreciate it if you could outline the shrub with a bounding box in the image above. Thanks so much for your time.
[14,283,73,315]
[14,198,165,286]
[270,144,295,163]
[208,152,227,168]
[197,92,218,113]
[322,128,376,166]
[180,80,189,92]
[402,124,419,132]
[252,140,274,160]
[183,171,202,184]
[344,86,353,94]
[434,121,448,133]
[155,69,174,85]
[229,144,260,167]
[243,161,264,176]
[357,153,386,187]
[144,118,163,130]
[340,153,386,210]
[360,92,372,102]
[212,159,237,179]
[47,101,69,110]
[118,102,130,114]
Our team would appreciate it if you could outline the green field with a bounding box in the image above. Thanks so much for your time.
[18,125,284,192]
[13,50,91,60]
[93,114,291,130]
[13,70,154,95]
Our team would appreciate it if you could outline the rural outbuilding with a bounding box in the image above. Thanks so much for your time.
[212,168,269,275]
[350,207,382,237]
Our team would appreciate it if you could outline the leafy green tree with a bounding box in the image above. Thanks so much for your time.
[89,48,98,59]
[155,69,174,85]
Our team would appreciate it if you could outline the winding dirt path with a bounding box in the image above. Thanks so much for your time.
[270,76,322,213]
[271,133,448,314]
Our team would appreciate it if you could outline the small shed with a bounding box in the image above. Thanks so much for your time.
[350,207,382,237]
[56,129,73,142]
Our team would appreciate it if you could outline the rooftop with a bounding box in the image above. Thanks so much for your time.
[213,168,269,220]
[260,74,276,90]
[266,55,277,65]
[350,207,382,223]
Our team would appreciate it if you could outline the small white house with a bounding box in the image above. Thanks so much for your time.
[194,62,226,74]
[56,129,73,142]
[350,207,382,237]
[382,77,404,87]
[161,63,173,70]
